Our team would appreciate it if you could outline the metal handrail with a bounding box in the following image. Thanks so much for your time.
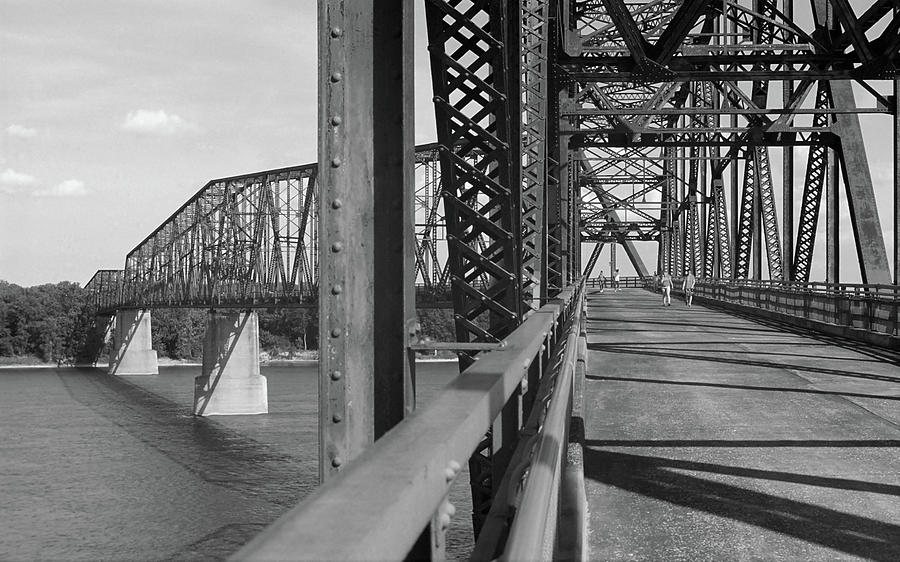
[685,278,899,339]
[502,291,583,561]
[233,281,586,561]
[691,278,899,301]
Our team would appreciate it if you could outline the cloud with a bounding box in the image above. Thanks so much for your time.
[6,124,37,138]
[121,109,197,135]
[0,168,38,189]
[35,179,89,197]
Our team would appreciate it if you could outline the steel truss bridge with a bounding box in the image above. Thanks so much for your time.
[83,0,899,559]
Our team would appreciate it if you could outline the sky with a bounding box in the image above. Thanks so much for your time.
[1,2,895,286]
[0,1,436,286]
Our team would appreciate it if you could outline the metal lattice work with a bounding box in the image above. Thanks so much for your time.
[521,0,550,305]
[98,146,449,311]
[734,149,757,279]
[425,0,525,538]
[793,81,834,283]
[84,269,123,314]
[756,146,783,280]
[426,0,523,348]
[568,0,895,284]
[121,165,320,308]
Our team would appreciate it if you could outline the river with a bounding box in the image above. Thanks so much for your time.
[0,363,473,561]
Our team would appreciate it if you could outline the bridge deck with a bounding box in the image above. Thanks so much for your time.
[581,289,900,561]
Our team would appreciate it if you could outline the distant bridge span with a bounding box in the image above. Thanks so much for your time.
[87,144,450,313]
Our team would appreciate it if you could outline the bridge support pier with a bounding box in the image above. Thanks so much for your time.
[193,310,267,416]
[109,309,158,375]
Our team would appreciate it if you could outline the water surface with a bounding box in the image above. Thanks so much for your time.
[0,363,471,560]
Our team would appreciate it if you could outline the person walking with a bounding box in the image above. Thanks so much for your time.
[682,270,697,306]
[661,271,673,306]
[614,269,621,291]
[598,272,606,293]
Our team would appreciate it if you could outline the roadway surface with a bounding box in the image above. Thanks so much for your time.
[582,288,900,561]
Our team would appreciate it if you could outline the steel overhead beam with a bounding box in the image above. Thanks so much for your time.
[583,183,651,278]
[830,80,892,284]
[651,0,711,64]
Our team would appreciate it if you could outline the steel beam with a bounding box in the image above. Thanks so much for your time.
[317,0,415,482]
[895,78,900,285]
[831,80,892,284]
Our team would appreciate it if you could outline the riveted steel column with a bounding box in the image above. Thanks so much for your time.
[318,0,414,482]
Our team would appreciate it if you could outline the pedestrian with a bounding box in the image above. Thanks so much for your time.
[682,270,697,306]
[614,269,621,291]
[661,271,673,306]
[652,270,659,291]
[598,272,606,293]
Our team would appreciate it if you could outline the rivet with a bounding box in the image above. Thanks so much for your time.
[439,513,451,530]
[331,370,342,381]
[331,27,343,37]
[331,72,342,82]
[331,284,343,295]
[445,460,461,481]
[331,328,341,338]
[333,413,343,423]
[332,456,343,468]
[331,198,343,209]
[331,242,343,253]
[331,157,342,167]
[331,115,342,126]
[446,502,456,517]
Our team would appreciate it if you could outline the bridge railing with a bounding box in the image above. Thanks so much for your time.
[234,279,587,561]
[690,278,899,343]
[584,275,647,289]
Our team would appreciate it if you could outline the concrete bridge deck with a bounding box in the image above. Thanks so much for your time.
[582,289,900,561]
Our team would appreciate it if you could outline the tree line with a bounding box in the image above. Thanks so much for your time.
[0,280,454,364]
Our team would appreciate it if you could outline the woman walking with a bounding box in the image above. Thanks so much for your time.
[661,271,673,306]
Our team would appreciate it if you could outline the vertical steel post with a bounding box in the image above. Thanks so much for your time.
[895,79,900,285]
[826,144,839,283]
[318,0,414,482]
[783,0,794,282]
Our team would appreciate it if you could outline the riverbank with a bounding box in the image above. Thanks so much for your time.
[0,355,459,369]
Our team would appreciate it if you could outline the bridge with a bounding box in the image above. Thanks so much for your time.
[79,0,900,559]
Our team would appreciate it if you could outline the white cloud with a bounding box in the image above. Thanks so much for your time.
[121,109,196,135]
[35,179,89,197]
[0,168,37,187]
[6,124,37,138]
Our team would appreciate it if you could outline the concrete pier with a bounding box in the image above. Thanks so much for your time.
[193,310,268,416]
[109,309,159,375]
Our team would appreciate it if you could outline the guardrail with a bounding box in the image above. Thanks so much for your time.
[233,279,587,560]
[685,278,899,346]
[584,275,647,289]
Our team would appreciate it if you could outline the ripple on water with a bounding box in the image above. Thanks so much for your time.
[0,363,473,560]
